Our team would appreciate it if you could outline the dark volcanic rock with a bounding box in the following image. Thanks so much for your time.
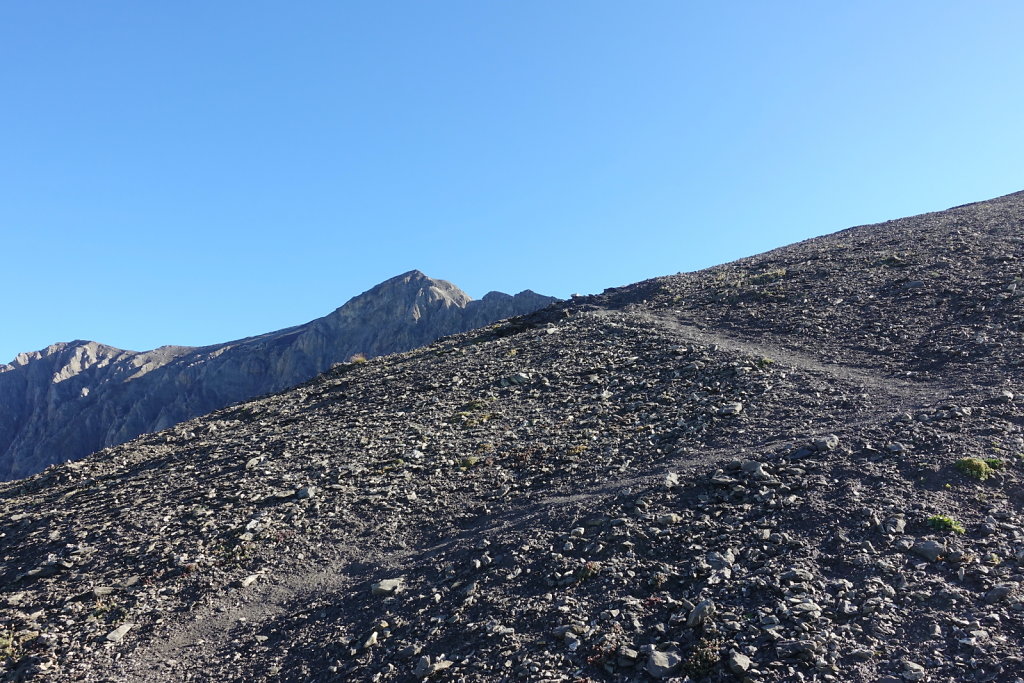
[2,191,1024,682]
[0,271,556,480]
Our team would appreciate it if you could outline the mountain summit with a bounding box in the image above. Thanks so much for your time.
[0,272,557,480]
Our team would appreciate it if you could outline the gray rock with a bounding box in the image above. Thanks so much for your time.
[776,639,818,660]
[372,578,405,596]
[718,402,743,416]
[813,434,840,451]
[741,460,769,477]
[985,584,1014,604]
[911,539,945,562]
[503,372,533,386]
[726,650,752,674]
[104,623,135,643]
[413,656,452,678]
[901,659,926,681]
[883,516,906,535]
[687,599,715,628]
[617,647,639,666]
[645,649,682,678]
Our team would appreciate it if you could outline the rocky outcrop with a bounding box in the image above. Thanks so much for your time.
[0,271,557,480]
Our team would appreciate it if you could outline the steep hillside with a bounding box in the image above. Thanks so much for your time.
[0,271,556,481]
[2,192,1024,682]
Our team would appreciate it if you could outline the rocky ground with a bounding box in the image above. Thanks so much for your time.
[2,190,1024,681]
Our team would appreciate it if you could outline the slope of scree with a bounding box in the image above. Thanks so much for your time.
[0,270,556,481]
[2,191,1024,683]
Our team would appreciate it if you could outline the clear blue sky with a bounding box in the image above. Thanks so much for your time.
[2,2,1022,363]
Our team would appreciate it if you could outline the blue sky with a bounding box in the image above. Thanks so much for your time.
[2,2,1022,363]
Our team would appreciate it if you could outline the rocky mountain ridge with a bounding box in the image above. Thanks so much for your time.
[0,271,556,481]
[2,190,1024,682]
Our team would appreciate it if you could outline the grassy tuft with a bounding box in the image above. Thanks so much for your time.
[928,515,965,534]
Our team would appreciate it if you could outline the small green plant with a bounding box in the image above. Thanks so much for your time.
[459,455,480,469]
[928,515,965,534]
[957,457,1001,481]
[682,637,723,677]
[575,561,602,582]
[748,267,788,285]
[1,627,24,662]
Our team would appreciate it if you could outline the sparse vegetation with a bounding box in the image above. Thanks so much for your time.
[956,457,1003,481]
[0,628,23,663]
[682,637,723,678]
[748,267,788,285]
[347,353,368,364]
[575,560,602,582]
[928,515,965,534]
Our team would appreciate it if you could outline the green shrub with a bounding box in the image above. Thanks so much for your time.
[928,515,965,534]
[956,457,997,481]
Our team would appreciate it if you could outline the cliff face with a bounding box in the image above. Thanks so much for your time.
[0,271,557,480]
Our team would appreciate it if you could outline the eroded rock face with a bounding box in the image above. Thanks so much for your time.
[0,271,556,480]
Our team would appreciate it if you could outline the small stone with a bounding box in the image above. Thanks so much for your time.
[413,656,431,677]
[883,517,906,535]
[657,513,682,525]
[911,540,944,562]
[813,434,840,451]
[241,574,260,588]
[718,402,743,416]
[105,623,135,643]
[296,486,316,499]
[645,649,682,679]
[901,659,926,681]
[617,647,639,666]
[372,578,405,596]
[740,459,767,476]
[362,630,378,649]
[985,584,1014,604]
[686,599,714,628]
[726,650,752,674]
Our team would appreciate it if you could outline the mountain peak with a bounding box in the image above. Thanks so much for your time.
[0,271,557,480]
[338,271,472,314]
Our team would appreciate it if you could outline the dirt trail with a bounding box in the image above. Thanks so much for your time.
[623,309,958,411]
[121,308,968,681]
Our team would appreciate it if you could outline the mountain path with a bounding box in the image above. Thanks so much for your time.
[122,309,967,679]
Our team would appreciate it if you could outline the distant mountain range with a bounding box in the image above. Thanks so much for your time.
[0,270,557,480]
